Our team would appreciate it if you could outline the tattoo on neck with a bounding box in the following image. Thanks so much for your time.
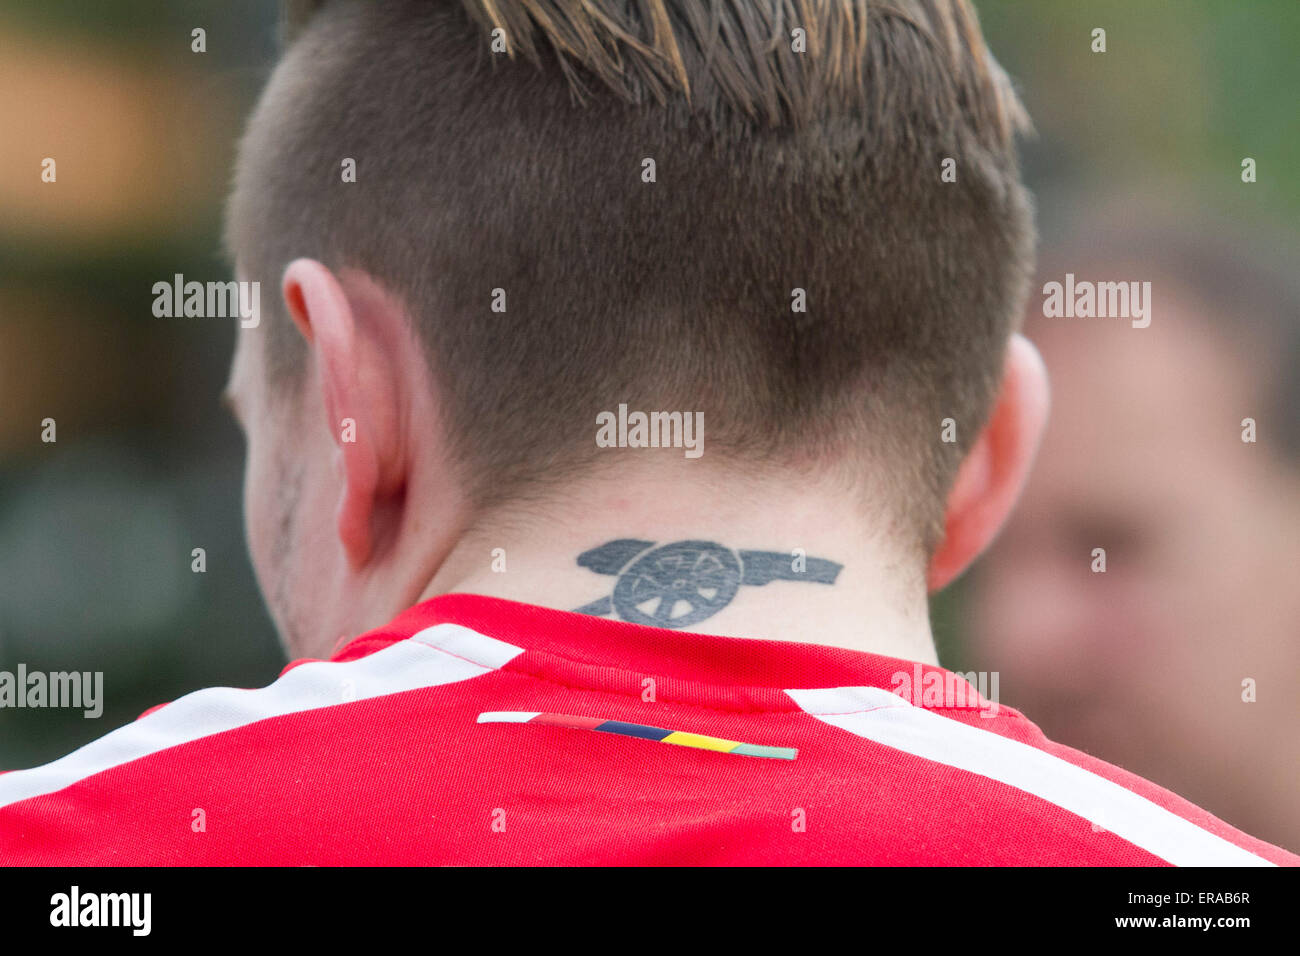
[571,539,842,629]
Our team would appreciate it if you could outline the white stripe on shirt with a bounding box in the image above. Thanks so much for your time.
[0,624,522,811]
[785,685,1274,867]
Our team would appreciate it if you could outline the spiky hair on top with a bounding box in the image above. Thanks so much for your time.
[282,0,1027,141]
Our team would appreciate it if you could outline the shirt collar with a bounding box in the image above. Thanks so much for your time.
[329,592,992,716]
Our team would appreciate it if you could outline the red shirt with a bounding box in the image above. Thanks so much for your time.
[1,593,1294,865]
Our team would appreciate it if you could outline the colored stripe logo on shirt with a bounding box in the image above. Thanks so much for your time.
[477,711,797,760]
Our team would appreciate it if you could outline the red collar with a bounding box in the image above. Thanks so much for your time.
[321,592,993,715]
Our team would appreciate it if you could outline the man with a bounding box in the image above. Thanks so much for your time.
[1,0,1294,864]
[971,214,1300,854]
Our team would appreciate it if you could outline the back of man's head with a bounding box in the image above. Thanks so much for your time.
[225,0,1035,556]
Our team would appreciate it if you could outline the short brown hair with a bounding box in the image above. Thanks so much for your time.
[225,0,1035,553]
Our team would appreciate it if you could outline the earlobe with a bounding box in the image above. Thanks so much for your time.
[927,333,1050,592]
[336,437,380,568]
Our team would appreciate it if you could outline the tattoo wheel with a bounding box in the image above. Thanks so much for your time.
[612,541,741,628]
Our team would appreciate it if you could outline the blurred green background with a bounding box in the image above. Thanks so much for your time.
[1,0,1296,791]
[0,0,285,767]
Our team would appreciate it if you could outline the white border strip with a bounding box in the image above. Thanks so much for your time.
[477,711,542,724]
[0,624,522,811]
[786,686,1274,867]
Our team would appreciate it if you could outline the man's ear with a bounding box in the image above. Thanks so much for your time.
[927,333,1050,592]
[281,258,403,569]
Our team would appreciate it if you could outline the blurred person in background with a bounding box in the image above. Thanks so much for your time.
[970,208,1300,853]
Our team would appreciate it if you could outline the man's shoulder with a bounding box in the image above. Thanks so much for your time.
[780,683,1300,866]
[0,622,510,864]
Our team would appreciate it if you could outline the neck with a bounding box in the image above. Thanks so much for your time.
[415,464,939,665]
